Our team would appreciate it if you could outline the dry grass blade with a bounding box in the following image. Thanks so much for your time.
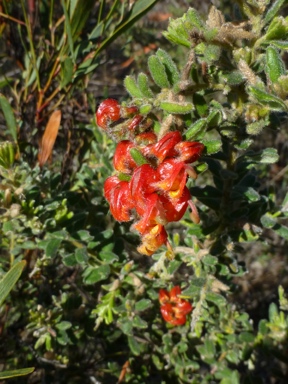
[38,110,61,167]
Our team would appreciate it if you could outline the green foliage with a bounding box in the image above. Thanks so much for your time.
[0,261,34,379]
[1,1,288,383]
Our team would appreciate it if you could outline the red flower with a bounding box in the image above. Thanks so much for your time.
[113,140,137,174]
[104,176,134,222]
[159,286,193,326]
[154,158,188,200]
[134,132,157,146]
[96,99,121,130]
[137,224,168,256]
[149,131,182,163]
[174,141,205,163]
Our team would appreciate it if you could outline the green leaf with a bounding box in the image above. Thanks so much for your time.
[60,57,74,88]
[137,73,154,98]
[164,17,191,47]
[62,253,77,266]
[248,86,287,111]
[69,0,95,40]
[245,147,279,164]
[202,255,218,266]
[193,94,209,117]
[185,119,207,140]
[56,321,72,331]
[0,368,35,379]
[261,213,277,228]
[264,0,287,24]
[0,93,18,141]
[156,49,180,86]
[186,7,205,30]
[99,251,119,263]
[128,335,142,355]
[182,278,206,296]
[202,139,222,155]
[38,238,62,258]
[0,261,26,307]
[266,46,285,83]
[270,40,288,49]
[83,265,110,284]
[124,76,143,98]
[160,101,193,114]
[75,247,89,264]
[205,292,227,308]
[269,302,279,321]
[264,16,288,41]
[148,55,170,88]
[135,299,152,312]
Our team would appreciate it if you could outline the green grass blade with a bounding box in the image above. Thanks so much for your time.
[0,368,35,379]
[61,0,75,62]
[0,261,26,307]
[0,93,18,142]
[69,0,96,39]
[90,0,159,56]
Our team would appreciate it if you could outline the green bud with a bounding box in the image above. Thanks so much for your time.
[148,55,171,88]
[156,49,180,87]
[137,73,154,98]
[246,147,279,164]
[233,47,252,65]
[129,148,148,166]
[139,104,152,115]
[203,44,221,63]
[246,119,269,135]
[160,101,193,114]
[124,76,143,98]
[266,46,285,83]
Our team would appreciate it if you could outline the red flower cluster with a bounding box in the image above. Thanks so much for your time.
[159,286,193,326]
[96,99,204,256]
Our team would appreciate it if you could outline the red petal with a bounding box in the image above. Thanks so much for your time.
[113,140,137,173]
[104,177,134,222]
[159,289,170,305]
[176,301,193,315]
[174,141,204,163]
[149,131,182,163]
[169,286,182,302]
[137,224,167,256]
[96,99,121,129]
[155,159,187,200]
[160,303,174,322]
